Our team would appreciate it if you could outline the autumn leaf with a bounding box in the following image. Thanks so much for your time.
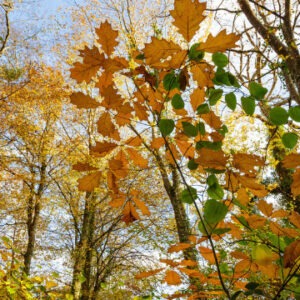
[126,148,148,169]
[190,88,205,112]
[164,270,182,285]
[291,169,300,197]
[97,112,120,140]
[289,211,300,228]
[77,171,102,192]
[197,30,240,53]
[195,148,228,170]
[90,141,118,157]
[95,21,118,56]
[168,243,193,253]
[72,162,98,172]
[284,240,300,268]
[257,199,273,217]
[122,202,140,225]
[233,153,264,175]
[135,268,164,279]
[190,63,214,88]
[170,0,206,42]
[199,246,218,264]
[70,46,105,83]
[70,92,100,109]
[282,153,300,169]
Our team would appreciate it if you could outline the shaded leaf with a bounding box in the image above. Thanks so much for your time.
[289,106,300,122]
[284,240,300,268]
[225,92,236,111]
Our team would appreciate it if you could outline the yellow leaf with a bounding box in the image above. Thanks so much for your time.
[164,270,182,285]
[198,29,240,53]
[135,268,164,279]
[46,281,57,289]
[70,46,105,83]
[95,21,118,56]
[70,92,100,109]
[77,171,102,192]
[284,240,300,268]
[168,243,193,253]
[257,199,273,217]
[170,0,206,42]
[90,141,118,157]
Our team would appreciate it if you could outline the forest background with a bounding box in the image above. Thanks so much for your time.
[0,0,300,299]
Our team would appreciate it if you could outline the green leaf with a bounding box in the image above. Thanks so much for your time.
[230,291,243,300]
[180,187,197,204]
[249,82,268,100]
[241,96,255,115]
[197,122,206,135]
[214,72,231,86]
[196,141,222,150]
[217,125,228,136]
[188,43,204,61]
[228,73,240,87]
[207,174,218,186]
[245,282,260,290]
[182,121,198,137]
[225,92,236,111]
[188,159,199,170]
[208,88,223,106]
[158,119,175,136]
[197,103,210,114]
[135,53,145,60]
[163,72,180,91]
[282,132,298,149]
[207,184,224,200]
[269,107,289,125]
[204,199,228,224]
[213,228,231,235]
[289,106,300,122]
[171,94,184,109]
[212,52,228,68]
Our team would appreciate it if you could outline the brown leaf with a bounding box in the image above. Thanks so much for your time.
[170,0,206,42]
[122,202,140,225]
[164,270,182,285]
[70,46,105,83]
[135,268,164,279]
[168,243,193,253]
[236,174,268,197]
[195,148,228,170]
[72,162,98,172]
[70,92,100,109]
[190,63,214,88]
[160,259,179,268]
[90,141,118,157]
[257,199,273,217]
[201,111,222,129]
[151,137,165,150]
[291,169,300,197]
[77,171,102,192]
[284,240,300,268]
[131,191,151,216]
[289,211,300,228]
[96,21,118,56]
[198,29,240,53]
[126,148,148,169]
[97,112,120,140]
[236,188,250,206]
[190,88,205,112]
[233,153,264,175]
[282,153,300,169]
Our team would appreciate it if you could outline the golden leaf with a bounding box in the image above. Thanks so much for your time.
[100,85,124,110]
[179,260,198,267]
[168,243,193,253]
[126,148,148,169]
[245,215,266,229]
[77,171,102,192]
[201,111,222,129]
[190,63,214,88]
[151,137,165,149]
[97,112,120,140]
[72,162,98,172]
[236,188,250,206]
[199,247,218,264]
[132,195,151,216]
[170,0,206,42]
[109,193,126,208]
[175,139,195,158]
[143,37,183,67]
[284,240,300,268]
[291,169,300,197]
[190,88,205,112]
[135,268,164,279]
[134,101,149,121]
[282,153,300,169]
[70,92,100,109]
[231,251,249,260]
[195,148,228,170]
[198,29,240,53]
[234,259,251,273]
[70,46,104,83]
[257,199,273,217]
[271,209,289,218]
[125,136,143,147]
[233,153,264,175]
[164,270,182,285]
[95,21,118,56]
[46,281,57,289]
[90,141,118,157]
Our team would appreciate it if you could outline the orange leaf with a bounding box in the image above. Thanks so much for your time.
[175,139,195,158]
[198,247,217,264]
[70,92,100,109]
[109,193,126,208]
[198,29,240,53]
[164,270,182,285]
[179,260,198,267]
[135,268,164,279]
[70,46,104,83]
[236,174,268,197]
[170,0,206,42]
[132,196,151,216]
[122,202,140,225]
[125,136,143,147]
[126,148,148,169]
[271,209,289,218]
[168,243,193,253]
[190,63,214,89]
[134,101,149,121]
[72,162,98,172]
[291,169,300,197]
[236,188,250,206]
[97,112,120,140]
[77,171,102,192]
[245,215,266,229]
[195,148,228,170]
[201,111,222,129]
[151,137,165,150]
[190,88,205,112]
[160,259,179,268]
[289,211,300,228]
[109,158,128,179]
[234,259,251,273]
[233,153,264,175]
[284,240,300,268]
[95,21,118,56]
[282,153,300,169]
[90,141,118,157]
[257,199,273,217]
[231,251,249,260]
[269,221,299,238]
